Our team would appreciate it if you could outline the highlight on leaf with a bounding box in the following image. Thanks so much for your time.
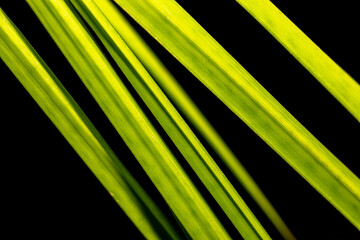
[114,0,360,231]
[70,0,271,239]
[70,0,292,239]
[1,0,359,239]
[26,0,237,239]
[234,0,360,122]
[0,7,181,240]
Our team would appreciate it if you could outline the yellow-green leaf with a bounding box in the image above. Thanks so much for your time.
[70,0,271,239]
[0,8,181,240]
[26,0,231,239]
[234,0,360,122]
[114,0,360,231]
[88,2,293,238]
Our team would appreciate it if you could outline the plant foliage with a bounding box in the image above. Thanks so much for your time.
[1,0,359,239]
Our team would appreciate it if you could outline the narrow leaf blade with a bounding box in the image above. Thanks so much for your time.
[26,1,231,239]
[234,0,360,122]
[70,0,270,238]
[92,3,293,238]
[0,8,181,240]
[114,0,360,230]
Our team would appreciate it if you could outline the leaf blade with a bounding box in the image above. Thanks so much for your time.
[91,3,293,238]
[25,0,231,239]
[0,8,181,240]
[114,0,360,230]
[234,0,360,122]
[70,0,270,238]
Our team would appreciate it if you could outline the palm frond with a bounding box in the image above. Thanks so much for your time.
[0,8,180,239]
[114,0,360,230]
[234,0,360,122]
[77,1,293,238]
[26,0,236,238]
[2,0,359,239]
[69,0,273,238]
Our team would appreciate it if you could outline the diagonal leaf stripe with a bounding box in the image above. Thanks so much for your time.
[89,2,293,238]
[234,0,360,122]
[114,0,360,230]
[26,0,232,239]
[70,0,270,239]
[0,8,181,240]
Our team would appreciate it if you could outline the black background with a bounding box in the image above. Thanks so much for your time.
[1,0,359,239]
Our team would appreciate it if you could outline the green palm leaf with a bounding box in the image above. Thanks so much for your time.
[234,0,360,122]
[69,0,271,239]
[2,0,359,238]
[114,0,360,230]
[70,0,292,238]
[0,8,180,240]
[26,0,236,238]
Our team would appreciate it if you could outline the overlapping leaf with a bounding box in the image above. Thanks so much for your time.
[70,0,271,239]
[0,8,180,240]
[26,0,234,239]
[114,0,360,230]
